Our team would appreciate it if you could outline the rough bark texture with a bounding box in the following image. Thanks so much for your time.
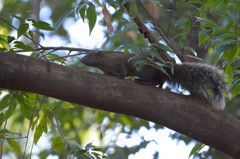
[0,53,240,158]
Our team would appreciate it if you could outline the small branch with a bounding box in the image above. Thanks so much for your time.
[15,46,123,54]
[122,2,175,63]
[135,0,184,62]
[0,17,42,48]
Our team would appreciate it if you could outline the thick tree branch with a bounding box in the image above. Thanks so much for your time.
[0,53,240,158]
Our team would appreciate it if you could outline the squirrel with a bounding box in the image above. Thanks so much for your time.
[81,51,229,110]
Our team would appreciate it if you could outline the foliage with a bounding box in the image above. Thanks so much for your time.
[0,0,239,158]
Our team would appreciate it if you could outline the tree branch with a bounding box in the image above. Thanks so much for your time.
[0,53,239,158]
[122,2,175,63]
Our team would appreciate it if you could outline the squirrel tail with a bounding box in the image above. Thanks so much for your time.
[213,87,226,110]
[172,63,228,110]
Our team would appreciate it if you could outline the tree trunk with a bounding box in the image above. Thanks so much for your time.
[0,53,239,158]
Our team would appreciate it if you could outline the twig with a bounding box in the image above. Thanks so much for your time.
[0,17,42,48]
[0,91,15,159]
[29,96,46,159]
[22,95,39,159]
[122,1,175,63]
[135,0,183,61]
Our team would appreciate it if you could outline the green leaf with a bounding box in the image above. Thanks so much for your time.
[0,94,11,111]
[129,2,138,18]
[85,142,93,151]
[187,0,203,4]
[189,143,205,158]
[153,43,173,52]
[61,102,75,109]
[17,23,28,38]
[198,34,209,46]
[7,35,15,43]
[0,113,4,127]
[12,15,24,22]
[56,7,75,30]
[223,46,239,63]
[7,139,21,154]
[215,39,237,48]
[196,17,216,28]
[211,32,233,43]
[151,62,170,77]
[79,5,87,22]
[27,18,37,24]
[133,60,146,67]
[205,0,222,11]
[5,96,17,119]
[215,9,228,17]
[34,116,48,144]
[0,129,10,134]
[175,18,189,26]
[182,38,189,47]
[20,104,33,120]
[51,136,66,151]
[230,82,240,98]
[86,6,97,35]
[32,21,54,31]
[225,64,233,80]
[28,31,34,39]
[0,34,7,41]
[124,49,130,54]
[14,41,34,51]
[76,2,88,22]
[0,40,9,51]
[213,44,235,55]
[33,30,45,39]
[198,28,211,35]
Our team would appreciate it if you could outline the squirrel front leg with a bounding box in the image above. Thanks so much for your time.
[118,63,128,79]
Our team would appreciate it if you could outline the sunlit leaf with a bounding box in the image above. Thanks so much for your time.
[61,102,75,109]
[0,40,9,51]
[34,116,48,144]
[5,96,17,119]
[7,139,21,154]
[20,103,33,120]
[189,143,205,158]
[0,94,10,111]
[51,136,66,151]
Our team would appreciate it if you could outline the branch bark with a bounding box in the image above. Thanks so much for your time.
[0,53,240,158]
[122,2,175,63]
